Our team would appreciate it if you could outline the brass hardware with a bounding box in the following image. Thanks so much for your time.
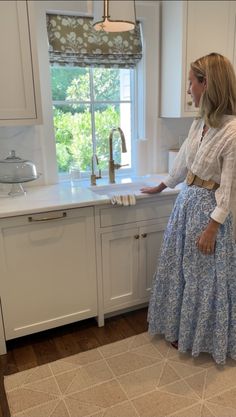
[109,127,127,183]
[141,233,147,238]
[187,101,193,106]
[28,212,67,222]
[134,234,140,239]
[90,154,102,185]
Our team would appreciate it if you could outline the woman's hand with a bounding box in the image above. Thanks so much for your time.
[196,218,220,255]
[140,186,160,194]
[196,230,217,254]
[140,182,167,194]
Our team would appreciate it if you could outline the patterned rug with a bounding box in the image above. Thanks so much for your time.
[4,332,236,417]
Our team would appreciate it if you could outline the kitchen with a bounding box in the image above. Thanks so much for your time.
[0,1,236,416]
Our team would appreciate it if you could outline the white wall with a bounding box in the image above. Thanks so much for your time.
[156,117,193,173]
[0,0,193,186]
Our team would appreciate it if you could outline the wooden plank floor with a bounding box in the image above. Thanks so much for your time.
[0,307,148,417]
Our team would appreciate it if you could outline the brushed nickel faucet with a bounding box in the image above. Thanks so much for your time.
[90,154,102,186]
[109,127,128,183]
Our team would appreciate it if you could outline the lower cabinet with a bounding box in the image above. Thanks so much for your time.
[101,227,140,311]
[0,207,98,341]
[0,194,176,353]
[95,196,175,316]
[138,222,167,300]
[101,220,168,313]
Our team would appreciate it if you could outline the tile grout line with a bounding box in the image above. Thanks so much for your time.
[99,336,142,417]
[167,399,203,417]
[48,361,73,417]
[202,365,208,402]
[100,348,137,414]
[166,360,206,399]
[10,395,59,417]
[204,380,236,401]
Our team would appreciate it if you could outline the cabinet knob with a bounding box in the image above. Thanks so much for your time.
[134,234,140,239]
[141,233,147,238]
[187,101,193,106]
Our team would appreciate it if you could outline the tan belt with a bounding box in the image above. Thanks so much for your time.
[186,171,219,190]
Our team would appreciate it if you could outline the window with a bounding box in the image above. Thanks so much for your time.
[46,13,142,180]
[51,66,135,178]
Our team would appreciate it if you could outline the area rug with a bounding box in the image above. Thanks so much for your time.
[4,331,236,417]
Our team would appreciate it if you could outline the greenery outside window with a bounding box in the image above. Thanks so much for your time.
[51,66,135,177]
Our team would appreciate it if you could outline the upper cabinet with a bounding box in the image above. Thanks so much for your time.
[0,1,42,126]
[160,0,236,118]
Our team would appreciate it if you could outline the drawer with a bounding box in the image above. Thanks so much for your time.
[98,197,174,227]
[0,206,94,228]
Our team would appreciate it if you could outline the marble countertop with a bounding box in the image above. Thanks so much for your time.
[0,174,180,219]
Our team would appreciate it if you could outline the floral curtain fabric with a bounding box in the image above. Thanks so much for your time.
[46,14,142,68]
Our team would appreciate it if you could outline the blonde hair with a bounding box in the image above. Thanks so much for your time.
[191,53,236,128]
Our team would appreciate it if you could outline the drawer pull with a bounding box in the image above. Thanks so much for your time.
[187,101,193,106]
[28,212,67,222]
[134,234,140,239]
[141,233,147,238]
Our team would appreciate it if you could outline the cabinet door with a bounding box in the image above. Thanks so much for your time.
[139,221,168,300]
[184,0,232,114]
[0,1,41,124]
[161,0,234,117]
[101,228,139,313]
[0,208,97,339]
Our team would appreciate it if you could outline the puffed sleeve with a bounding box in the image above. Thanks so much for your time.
[163,139,188,188]
[211,137,236,224]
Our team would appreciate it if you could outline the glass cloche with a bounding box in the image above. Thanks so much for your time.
[0,150,40,196]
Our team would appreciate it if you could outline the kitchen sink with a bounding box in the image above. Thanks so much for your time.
[89,181,151,196]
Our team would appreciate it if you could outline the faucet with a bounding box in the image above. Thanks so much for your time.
[90,154,102,186]
[109,127,128,183]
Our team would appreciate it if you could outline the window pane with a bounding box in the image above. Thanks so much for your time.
[51,67,133,176]
[51,67,90,101]
[93,68,131,101]
[119,102,132,168]
[95,102,131,170]
[53,104,92,173]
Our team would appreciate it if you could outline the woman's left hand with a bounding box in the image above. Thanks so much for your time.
[196,229,216,255]
[196,219,220,255]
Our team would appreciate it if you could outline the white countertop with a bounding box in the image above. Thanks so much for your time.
[0,174,180,219]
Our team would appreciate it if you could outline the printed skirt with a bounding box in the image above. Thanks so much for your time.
[148,184,236,364]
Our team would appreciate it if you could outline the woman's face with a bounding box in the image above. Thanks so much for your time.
[187,69,206,107]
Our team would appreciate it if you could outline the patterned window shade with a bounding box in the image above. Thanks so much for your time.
[46,14,142,68]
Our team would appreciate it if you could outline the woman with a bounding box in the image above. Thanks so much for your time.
[141,53,236,365]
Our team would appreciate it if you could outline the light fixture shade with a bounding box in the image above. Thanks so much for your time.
[93,0,136,32]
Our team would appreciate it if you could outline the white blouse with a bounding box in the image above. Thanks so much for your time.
[164,115,236,225]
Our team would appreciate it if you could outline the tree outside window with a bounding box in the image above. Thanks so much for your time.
[51,67,133,175]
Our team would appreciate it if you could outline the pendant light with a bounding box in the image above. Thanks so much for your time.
[93,0,136,32]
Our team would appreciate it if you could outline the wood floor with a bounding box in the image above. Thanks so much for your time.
[0,307,148,417]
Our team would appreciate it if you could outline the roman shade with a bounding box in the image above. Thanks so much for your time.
[46,14,142,68]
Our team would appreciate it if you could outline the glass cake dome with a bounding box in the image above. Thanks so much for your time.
[0,150,40,196]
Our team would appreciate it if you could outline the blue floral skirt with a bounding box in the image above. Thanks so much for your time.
[148,184,236,364]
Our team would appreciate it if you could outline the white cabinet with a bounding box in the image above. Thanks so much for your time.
[0,207,97,342]
[101,220,167,314]
[101,227,139,312]
[161,0,235,117]
[95,197,176,318]
[0,0,42,125]
[138,222,166,300]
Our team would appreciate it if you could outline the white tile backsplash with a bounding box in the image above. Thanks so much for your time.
[0,125,44,187]
[153,117,193,173]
